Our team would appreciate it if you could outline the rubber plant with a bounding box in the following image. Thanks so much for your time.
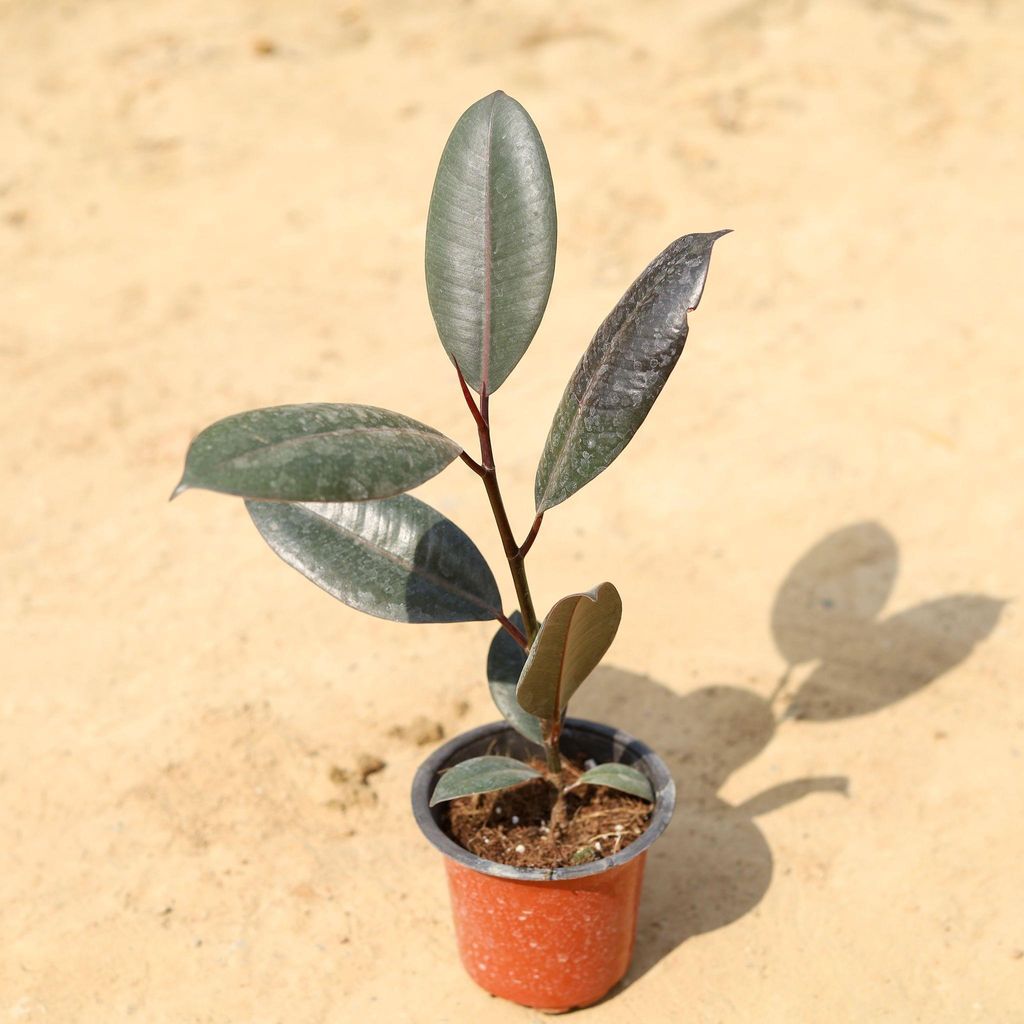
[175,88,725,827]
[174,91,726,1005]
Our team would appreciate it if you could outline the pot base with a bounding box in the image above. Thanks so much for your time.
[446,849,647,1012]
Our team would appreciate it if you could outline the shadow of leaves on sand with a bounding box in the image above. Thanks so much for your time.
[772,522,1005,719]
[574,675,830,982]
[573,521,1003,984]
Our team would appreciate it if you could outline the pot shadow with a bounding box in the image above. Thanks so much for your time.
[571,520,1004,986]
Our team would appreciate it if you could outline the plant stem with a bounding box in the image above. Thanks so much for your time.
[495,612,528,650]
[549,787,569,836]
[459,450,485,476]
[543,715,563,776]
[517,513,544,559]
[455,364,542,644]
[545,717,567,834]
[453,364,564,830]
[479,466,539,640]
[454,362,488,432]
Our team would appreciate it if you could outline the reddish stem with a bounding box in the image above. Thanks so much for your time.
[453,365,540,645]
[454,363,488,432]
[517,513,544,559]
[496,612,529,651]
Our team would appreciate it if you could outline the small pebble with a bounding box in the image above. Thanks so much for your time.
[388,716,444,746]
[511,815,519,825]
[584,758,597,770]
[483,838,490,844]
[355,752,386,783]
[495,806,503,815]
[515,843,526,854]
[539,825,549,834]
[615,824,623,832]
[595,841,602,851]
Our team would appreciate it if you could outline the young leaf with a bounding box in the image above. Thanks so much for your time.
[174,403,461,502]
[516,582,622,720]
[487,612,544,744]
[570,763,654,802]
[245,494,502,623]
[535,231,730,513]
[425,90,557,395]
[429,755,542,806]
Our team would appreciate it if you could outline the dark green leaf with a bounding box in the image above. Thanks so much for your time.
[429,755,542,806]
[425,91,557,395]
[571,763,654,801]
[245,494,502,623]
[174,403,461,502]
[516,582,622,721]
[487,612,543,744]
[535,231,730,513]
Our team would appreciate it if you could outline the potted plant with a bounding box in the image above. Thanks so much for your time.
[174,90,727,1012]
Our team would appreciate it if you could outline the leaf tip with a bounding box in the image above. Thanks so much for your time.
[169,479,189,502]
[683,229,732,312]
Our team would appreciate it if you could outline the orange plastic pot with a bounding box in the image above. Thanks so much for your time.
[412,719,676,1012]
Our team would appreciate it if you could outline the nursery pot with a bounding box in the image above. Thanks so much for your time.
[411,718,676,1013]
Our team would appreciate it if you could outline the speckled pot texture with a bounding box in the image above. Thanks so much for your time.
[411,719,676,1012]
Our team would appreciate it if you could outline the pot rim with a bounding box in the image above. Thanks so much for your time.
[411,717,676,882]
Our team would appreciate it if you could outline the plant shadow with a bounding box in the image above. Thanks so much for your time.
[572,520,1004,986]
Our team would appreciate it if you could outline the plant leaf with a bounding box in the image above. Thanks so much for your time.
[487,612,544,744]
[516,582,622,720]
[535,231,730,513]
[429,755,542,806]
[571,763,654,801]
[174,403,461,502]
[425,90,557,395]
[245,494,502,623]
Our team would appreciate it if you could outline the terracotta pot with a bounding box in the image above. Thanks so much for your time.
[411,718,676,1012]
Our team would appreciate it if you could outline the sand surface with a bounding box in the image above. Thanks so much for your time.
[3,1,1022,1020]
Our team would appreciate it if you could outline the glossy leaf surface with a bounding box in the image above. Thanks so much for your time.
[429,755,542,806]
[516,582,622,720]
[535,231,729,512]
[571,762,654,801]
[245,494,501,623]
[425,91,557,395]
[487,612,543,744]
[175,403,461,502]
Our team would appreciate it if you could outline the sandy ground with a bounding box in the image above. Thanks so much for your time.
[3,0,1022,1020]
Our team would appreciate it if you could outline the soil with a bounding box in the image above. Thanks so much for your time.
[445,758,652,869]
